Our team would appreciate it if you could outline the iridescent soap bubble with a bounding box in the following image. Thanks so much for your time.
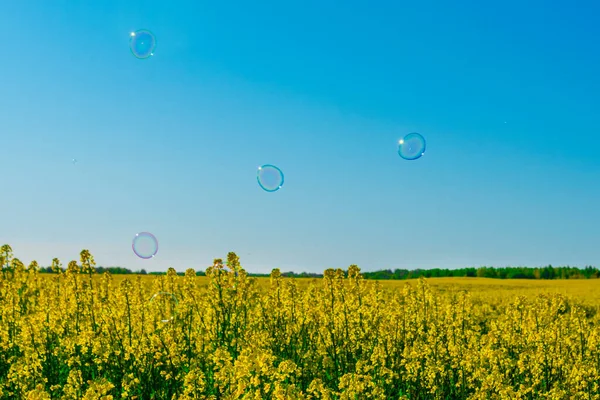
[149,292,178,323]
[132,232,158,259]
[257,164,284,192]
[130,29,156,59]
[398,132,426,160]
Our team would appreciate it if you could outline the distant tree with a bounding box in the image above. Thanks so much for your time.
[485,267,498,279]
[497,268,508,279]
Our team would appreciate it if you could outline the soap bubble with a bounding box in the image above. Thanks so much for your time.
[398,132,426,160]
[130,29,156,59]
[149,292,178,323]
[257,164,284,192]
[132,232,158,259]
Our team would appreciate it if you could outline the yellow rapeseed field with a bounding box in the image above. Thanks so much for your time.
[1,245,599,399]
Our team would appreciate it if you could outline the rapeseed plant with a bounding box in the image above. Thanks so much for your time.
[0,244,598,399]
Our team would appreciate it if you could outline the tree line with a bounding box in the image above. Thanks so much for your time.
[359,265,600,280]
[34,264,600,280]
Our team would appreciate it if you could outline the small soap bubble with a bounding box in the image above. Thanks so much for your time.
[257,164,284,192]
[132,232,158,259]
[130,29,156,59]
[149,292,178,323]
[72,158,77,164]
[398,132,426,160]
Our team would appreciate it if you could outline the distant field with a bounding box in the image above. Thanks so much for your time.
[397,276,600,305]
[39,273,600,306]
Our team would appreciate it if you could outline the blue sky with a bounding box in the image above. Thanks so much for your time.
[1,0,599,273]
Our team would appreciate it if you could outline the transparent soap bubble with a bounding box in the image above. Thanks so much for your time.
[398,132,426,160]
[257,164,284,192]
[132,232,158,259]
[130,29,156,59]
[149,292,178,323]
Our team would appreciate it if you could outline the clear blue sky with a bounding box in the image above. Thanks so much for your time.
[1,0,599,273]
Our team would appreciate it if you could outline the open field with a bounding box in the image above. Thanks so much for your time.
[38,274,600,303]
[399,277,600,306]
[1,251,600,399]
[44,274,600,313]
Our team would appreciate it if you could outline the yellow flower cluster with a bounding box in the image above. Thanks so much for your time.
[0,244,599,399]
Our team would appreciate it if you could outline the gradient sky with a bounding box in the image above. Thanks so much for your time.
[1,0,599,273]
